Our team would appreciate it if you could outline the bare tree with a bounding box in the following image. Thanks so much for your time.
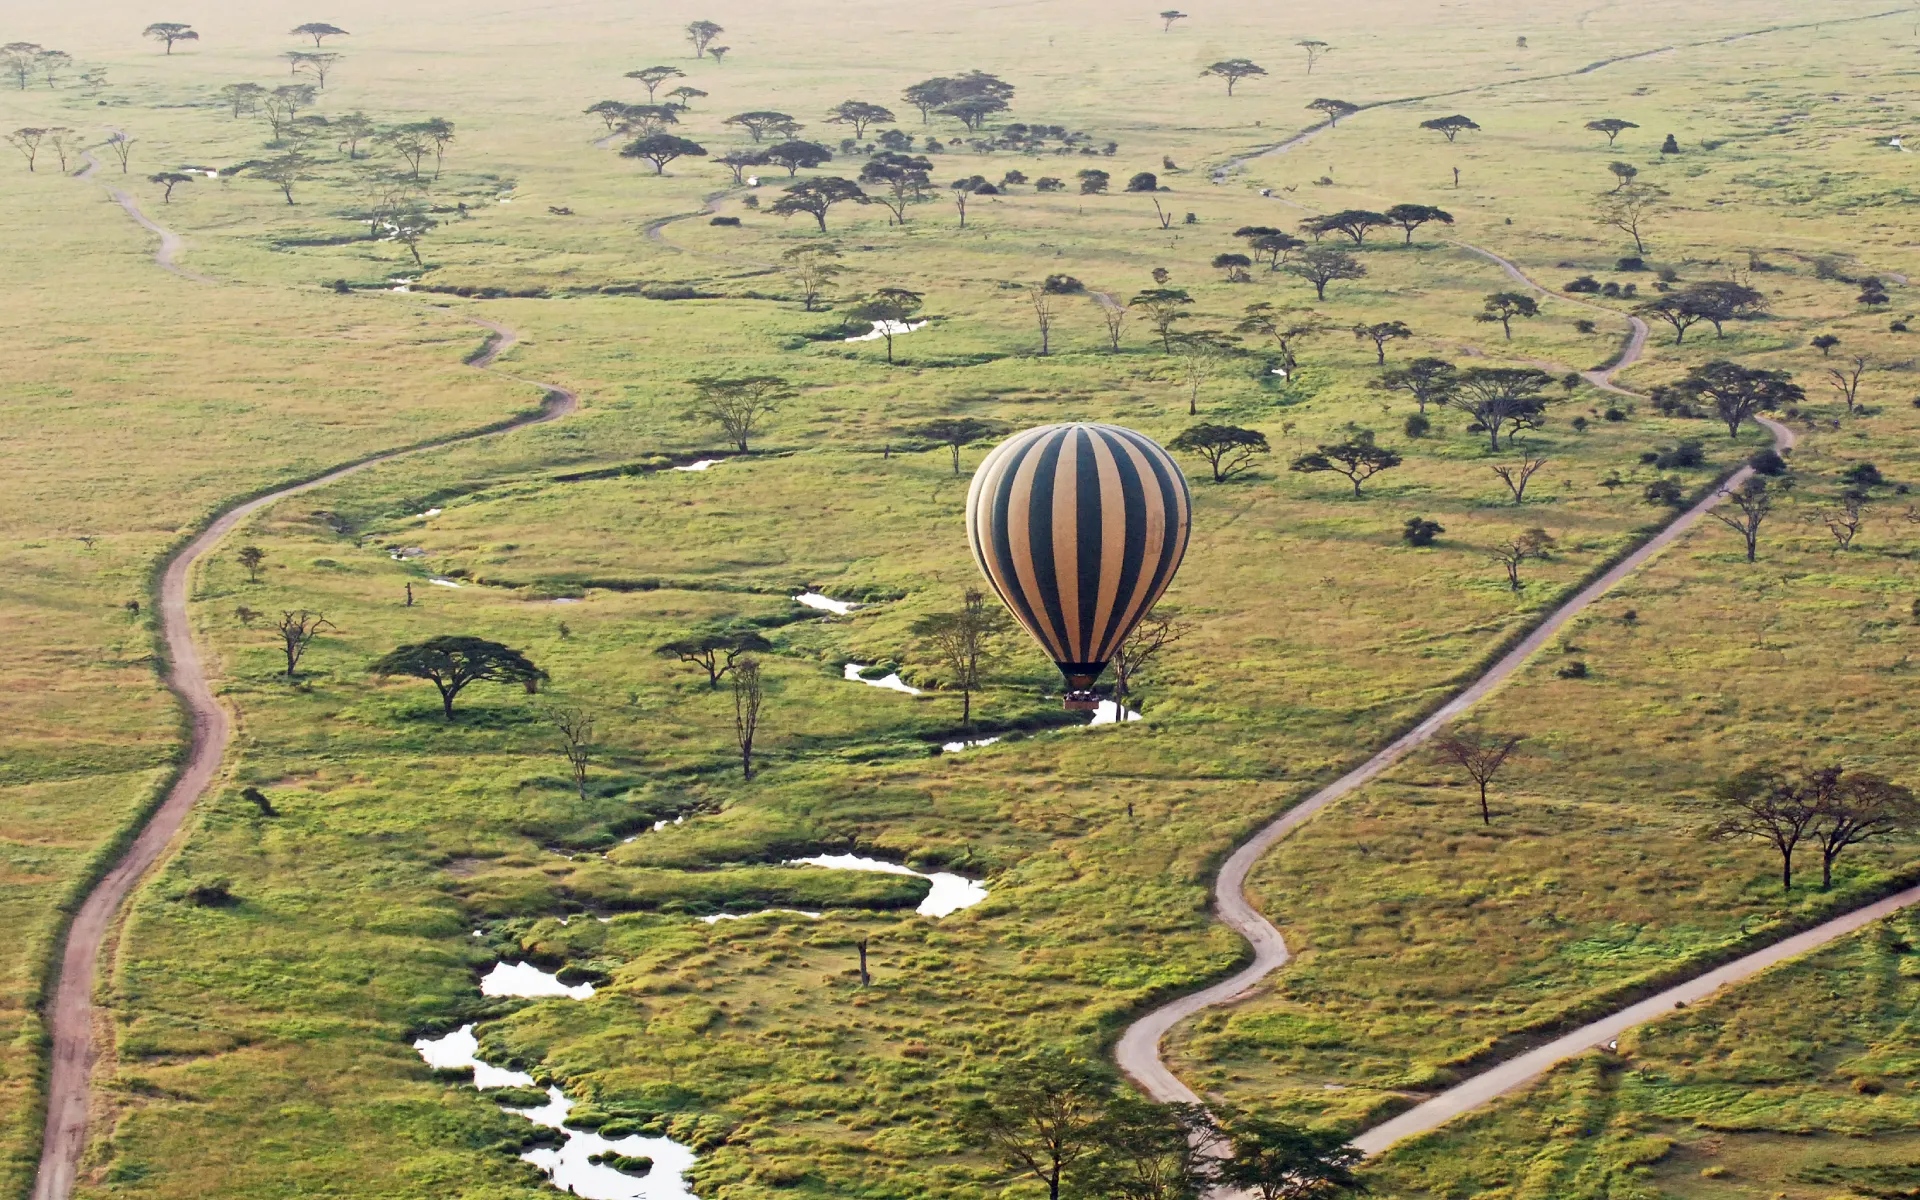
[1170,331,1238,415]
[1593,183,1666,254]
[910,590,1010,726]
[780,242,844,312]
[1708,766,1822,893]
[733,656,764,779]
[1099,296,1127,352]
[1110,606,1188,707]
[1827,355,1869,413]
[1431,731,1524,825]
[1489,527,1555,591]
[1709,476,1774,562]
[1028,283,1056,356]
[8,126,48,171]
[104,130,136,172]
[1297,39,1331,73]
[44,127,77,173]
[1491,455,1548,504]
[275,610,334,678]
[1820,494,1867,551]
[550,706,596,800]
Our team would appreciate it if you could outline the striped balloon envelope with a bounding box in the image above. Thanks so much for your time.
[965,423,1192,708]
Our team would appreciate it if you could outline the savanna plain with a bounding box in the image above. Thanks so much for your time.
[5,1,1920,1199]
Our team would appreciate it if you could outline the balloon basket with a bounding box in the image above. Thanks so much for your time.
[1063,691,1100,711]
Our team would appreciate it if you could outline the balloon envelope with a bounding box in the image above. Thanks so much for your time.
[965,423,1191,703]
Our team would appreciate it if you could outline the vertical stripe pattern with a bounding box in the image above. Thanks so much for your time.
[966,423,1191,683]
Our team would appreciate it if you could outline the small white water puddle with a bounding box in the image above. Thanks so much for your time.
[843,662,920,695]
[795,591,859,614]
[700,909,823,924]
[787,854,987,918]
[942,736,1001,752]
[1088,700,1141,726]
[391,546,425,560]
[651,816,686,832]
[845,319,928,343]
[429,577,464,588]
[671,459,721,472]
[414,1026,697,1200]
[482,961,595,1000]
[414,507,442,519]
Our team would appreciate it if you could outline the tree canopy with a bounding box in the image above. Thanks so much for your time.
[620,133,707,174]
[1301,209,1391,245]
[1171,423,1271,482]
[1201,59,1267,95]
[1307,97,1359,125]
[1384,202,1453,243]
[144,22,199,53]
[1420,114,1480,141]
[290,23,347,46]
[826,100,896,137]
[768,176,867,231]
[369,636,547,719]
[683,376,793,451]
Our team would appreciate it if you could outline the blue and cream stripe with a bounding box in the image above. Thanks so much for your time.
[965,423,1192,684]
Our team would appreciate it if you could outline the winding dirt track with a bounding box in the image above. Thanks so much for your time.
[32,178,577,1200]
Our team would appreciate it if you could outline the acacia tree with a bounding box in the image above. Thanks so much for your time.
[218,81,266,117]
[732,657,765,780]
[1635,293,1708,345]
[961,1050,1112,1200]
[1171,331,1238,415]
[1477,291,1540,340]
[1291,430,1402,496]
[768,176,867,231]
[1489,527,1555,591]
[723,110,797,143]
[389,204,434,267]
[620,133,707,174]
[859,152,932,223]
[290,22,348,46]
[1307,97,1359,126]
[150,170,193,201]
[906,417,1008,474]
[144,23,199,54]
[1297,40,1331,73]
[1,43,40,89]
[1491,455,1549,504]
[1129,288,1193,352]
[237,545,267,582]
[625,65,685,100]
[1302,209,1391,245]
[951,174,990,227]
[1384,202,1453,243]
[910,589,1010,726]
[333,111,375,158]
[1352,320,1411,365]
[275,610,333,678]
[1420,114,1480,142]
[256,152,313,204]
[1808,767,1919,890]
[1671,360,1804,438]
[1586,117,1639,146]
[845,287,924,362]
[1447,366,1554,450]
[1430,730,1525,824]
[1373,357,1458,413]
[1827,355,1869,413]
[1237,301,1324,375]
[287,50,341,89]
[1171,423,1269,482]
[6,126,45,171]
[780,243,844,311]
[1594,183,1666,254]
[1201,59,1266,95]
[1234,225,1306,271]
[1027,283,1056,355]
[37,48,71,88]
[262,83,318,143]
[656,629,772,687]
[1708,765,1822,893]
[685,19,723,58]
[1709,476,1775,561]
[683,375,793,451]
[1285,245,1366,299]
[1160,10,1188,31]
[826,100,895,137]
[370,636,547,720]
[665,85,706,110]
[1606,160,1638,191]
[1213,1111,1366,1200]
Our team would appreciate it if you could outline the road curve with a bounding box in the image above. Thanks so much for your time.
[32,192,578,1200]
[80,146,212,283]
[1114,248,1828,1154]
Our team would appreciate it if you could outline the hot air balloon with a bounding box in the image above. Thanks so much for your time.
[966,423,1192,709]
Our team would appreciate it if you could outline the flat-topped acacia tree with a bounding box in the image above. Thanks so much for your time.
[370,636,547,720]
[290,23,347,46]
[144,22,199,53]
[1298,39,1331,73]
[724,110,797,143]
[1586,117,1638,145]
[769,176,867,231]
[683,375,792,451]
[1308,97,1359,126]
[1201,59,1266,95]
[1420,114,1479,142]
[826,100,895,138]
[625,65,684,101]
[620,132,706,174]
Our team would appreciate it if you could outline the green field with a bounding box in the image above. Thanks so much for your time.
[5,0,1920,1197]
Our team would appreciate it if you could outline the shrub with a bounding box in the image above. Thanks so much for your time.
[184,880,236,907]
[329,278,351,293]
[1621,282,1637,297]
[1893,320,1910,332]
[1041,274,1085,294]
[741,195,759,208]
[1001,169,1027,186]
[1565,275,1601,293]
[240,786,277,816]
[709,216,741,226]
[1748,448,1787,476]
[1573,318,1597,334]
[1571,415,1589,432]
[1604,408,1626,422]
[1556,660,1589,679]
[1034,176,1064,192]
[1643,478,1684,506]
[1404,413,1431,438]
[1650,439,1706,469]
[1402,517,1444,546]
[1616,256,1646,271]
[1125,171,1158,192]
[1656,265,1680,283]
[1842,462,1885,488]
[1601,282,1621,297]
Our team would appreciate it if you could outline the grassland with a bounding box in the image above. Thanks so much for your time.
[4,0,1920,1197]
